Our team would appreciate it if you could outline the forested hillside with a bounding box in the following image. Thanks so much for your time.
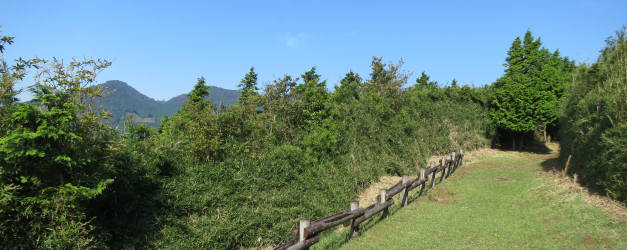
[93,80,239,128]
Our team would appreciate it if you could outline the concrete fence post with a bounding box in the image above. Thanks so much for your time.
[299,218,310,243]
[380,189,388,218]
[349,201,359,237]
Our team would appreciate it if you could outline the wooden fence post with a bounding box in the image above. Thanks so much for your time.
[401,175,409,207]
[419,168,426,196]
[440,157,447,182]
[349,201,359,237]
[380,189,388,218]
[456,150,462,168]
[447,154,454,177]
[460,149,464,167]
[451,151,457,173]
[445,156,449,179]
[429,162,436,188]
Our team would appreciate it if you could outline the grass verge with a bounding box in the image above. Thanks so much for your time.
[311,147,626,249]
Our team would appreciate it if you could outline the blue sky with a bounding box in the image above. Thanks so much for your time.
[3,0,625,101]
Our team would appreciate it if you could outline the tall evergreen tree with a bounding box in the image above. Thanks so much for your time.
[188,77,209,104]
[238,67,258,103]
[334,71,362,103]
[490,31,573,148]
[416,71,437,88]
[185,77,211,112]
[296,67,329,126]
[451,78,459,88]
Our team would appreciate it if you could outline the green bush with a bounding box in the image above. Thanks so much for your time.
[0,56,114,248]
[144,58,493,248]
[1,29,494,248]
[559,27,626,202]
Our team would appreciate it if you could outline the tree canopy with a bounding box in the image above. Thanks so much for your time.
[490,30,574,148]
[237,67,258,103]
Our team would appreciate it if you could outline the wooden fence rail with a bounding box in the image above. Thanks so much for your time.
[275,149,465,250]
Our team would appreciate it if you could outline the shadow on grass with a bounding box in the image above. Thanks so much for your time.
[312,212,387,249]
[540,156,561,172]
[492,140,552,154]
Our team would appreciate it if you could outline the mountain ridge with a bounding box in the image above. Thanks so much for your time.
[94,80,239,128]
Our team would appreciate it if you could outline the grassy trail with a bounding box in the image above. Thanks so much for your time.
[315,146,626,249]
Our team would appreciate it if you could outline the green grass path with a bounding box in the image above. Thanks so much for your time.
[316,150,625,249]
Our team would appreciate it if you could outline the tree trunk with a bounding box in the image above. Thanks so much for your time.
[543,126,547,143]
[512,136,516,150]
[519,135,524,149]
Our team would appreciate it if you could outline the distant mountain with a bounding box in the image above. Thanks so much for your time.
[94,80,239,128]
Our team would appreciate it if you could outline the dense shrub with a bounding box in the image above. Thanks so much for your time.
[0,55,115,248]
[1,29,493,248]
[145,58,492,248]
[559,27,626,202]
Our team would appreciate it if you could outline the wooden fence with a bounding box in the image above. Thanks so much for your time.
[275,149,465,250]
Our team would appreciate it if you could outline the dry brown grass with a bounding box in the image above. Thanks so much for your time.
[534,143,627,222]
[356,175,402,206]
[542,167,627,222]
[427,147,500,166]
[447,122,460,149]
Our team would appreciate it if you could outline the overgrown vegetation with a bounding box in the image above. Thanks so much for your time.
[145,60,491,248]
[0,27,492,247]
[559,27,626,202]
[0,34,115,247]
[1,25,625,249]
